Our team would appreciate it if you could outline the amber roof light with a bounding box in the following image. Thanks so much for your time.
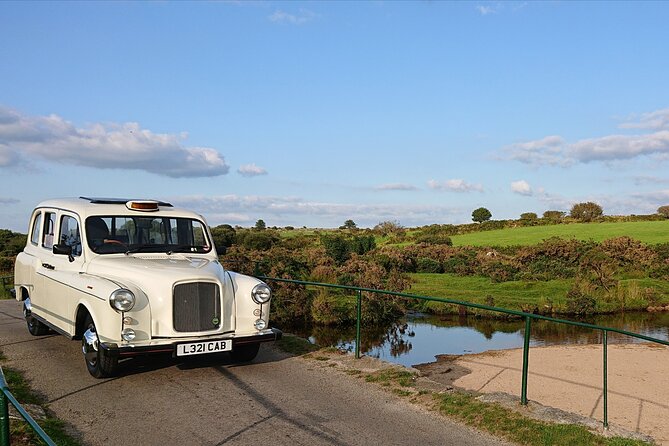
[126,200,160,211]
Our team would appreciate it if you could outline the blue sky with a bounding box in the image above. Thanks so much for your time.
[1,1,669,231]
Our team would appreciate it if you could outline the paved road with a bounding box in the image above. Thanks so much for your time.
[0,300,508,446]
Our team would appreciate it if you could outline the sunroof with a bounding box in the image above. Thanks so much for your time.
[79,197,173,207]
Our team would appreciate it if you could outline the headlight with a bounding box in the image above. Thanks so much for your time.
[251,283,271,304]
[110,289,136,312]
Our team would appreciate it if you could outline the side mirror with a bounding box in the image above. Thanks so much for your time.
[53,244,75,262]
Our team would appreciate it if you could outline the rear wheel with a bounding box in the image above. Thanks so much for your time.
[24,298,49,336]
[230,343,260,362]
[82,315,119,378]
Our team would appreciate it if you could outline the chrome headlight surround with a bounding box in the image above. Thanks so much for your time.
[251,283,271,304]
[109,289,136,312]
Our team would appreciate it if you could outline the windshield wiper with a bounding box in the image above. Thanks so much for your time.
[167,245,202,254]
[124,246,159,255]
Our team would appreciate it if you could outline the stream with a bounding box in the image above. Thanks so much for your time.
[287,311,669,367]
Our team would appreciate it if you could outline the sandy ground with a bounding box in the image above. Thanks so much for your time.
[417,343,669,445]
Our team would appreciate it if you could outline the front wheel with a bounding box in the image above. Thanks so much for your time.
[24,299,49,336]
[230,343,260,362]
[82,315,119,378]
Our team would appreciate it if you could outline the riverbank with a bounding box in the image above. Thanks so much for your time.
[415,343,669,445]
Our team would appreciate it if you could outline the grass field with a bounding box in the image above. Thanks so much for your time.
[409,273,669,314]
[449,221,669,247]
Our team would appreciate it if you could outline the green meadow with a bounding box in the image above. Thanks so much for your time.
[449,221,669,247]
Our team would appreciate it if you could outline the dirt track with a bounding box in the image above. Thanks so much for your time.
[417,343,669,445]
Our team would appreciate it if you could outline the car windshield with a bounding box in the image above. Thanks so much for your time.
[85,216,211,255]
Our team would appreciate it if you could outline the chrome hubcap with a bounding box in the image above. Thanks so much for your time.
[23,298,32,318]
[82,326,99,366]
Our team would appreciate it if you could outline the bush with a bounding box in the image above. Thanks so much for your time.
[415,233,453,246]
[657,205,669,218]
[565,288,597,316]
[569,202,603,222]
[519,212,538,226]
[237,230,279,251]
[416,257,443,273]
[480,261,519,282]
[542,210,565,222]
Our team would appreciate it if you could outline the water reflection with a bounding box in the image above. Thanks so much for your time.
[286,311,669,368]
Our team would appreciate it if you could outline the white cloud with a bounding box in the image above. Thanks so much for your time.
[620,108,669,130]
[427,179,484,193]
[0,197,19,204]
[237,163,268,177]
[504,129,669,166]
[374,183,418,191]
[503,135,571,166]
[0,106,229,177]
[511,180,532,196]
[269,9,318,25]
[170,194,466,228]
[476,5,497,15]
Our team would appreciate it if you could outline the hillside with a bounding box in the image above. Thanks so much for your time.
[449,221,669,247]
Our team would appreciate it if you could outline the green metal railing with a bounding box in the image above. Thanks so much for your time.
[259,275,669,430]
[0,367,56,446]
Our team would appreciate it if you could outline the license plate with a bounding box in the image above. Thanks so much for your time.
[176,340,231,357]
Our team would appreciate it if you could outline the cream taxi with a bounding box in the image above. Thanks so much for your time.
[13,197,281,377]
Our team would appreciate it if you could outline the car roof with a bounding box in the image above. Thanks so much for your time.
[33,197,207,222]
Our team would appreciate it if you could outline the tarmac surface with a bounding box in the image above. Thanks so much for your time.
[0,299,508,446]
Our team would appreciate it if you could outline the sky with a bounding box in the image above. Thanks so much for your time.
[1,1,669,231]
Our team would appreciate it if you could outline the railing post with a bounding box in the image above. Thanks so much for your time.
[520,316,532,405]
[603,330,608,430]
[355,289,362,359]
[1,387,10,446]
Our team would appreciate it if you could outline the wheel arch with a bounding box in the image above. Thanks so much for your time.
[74,303,93,340]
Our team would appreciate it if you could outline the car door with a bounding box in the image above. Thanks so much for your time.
[38,211,84,334]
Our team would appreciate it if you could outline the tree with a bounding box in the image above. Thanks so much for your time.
[519,212,538,224]
[340,219,357,230]
[569,202,603,222]
[657,205,669,218]
[254,219,266,230]
[543,210,565,222]
[472,207,492,223]
[210,224,236,253]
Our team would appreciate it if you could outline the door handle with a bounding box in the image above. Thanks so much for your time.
[42,263,55,270]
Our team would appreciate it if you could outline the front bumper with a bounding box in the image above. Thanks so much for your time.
[100,328,282,357]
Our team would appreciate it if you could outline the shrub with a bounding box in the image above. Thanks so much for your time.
[657,205,669,218]
[480,261,519,282]
[542,210,565,222]
[237,230,279,251]
[519,212,538,226]
[565,288,597,316]
[416,257,443,273]
[415,232,453,246]
[600,236,657,269]
[569,202,603,222]
[350,235,376,255]
[321,235,352,265]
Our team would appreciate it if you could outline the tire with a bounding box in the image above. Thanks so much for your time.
[82,315,119,378]
[230,343,260,362]
[24,299,49,336]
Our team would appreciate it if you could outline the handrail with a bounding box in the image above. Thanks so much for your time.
[259,275,669,430]
[0,367,56,446]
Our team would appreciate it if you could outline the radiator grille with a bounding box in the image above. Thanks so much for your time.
[173,282,221,332]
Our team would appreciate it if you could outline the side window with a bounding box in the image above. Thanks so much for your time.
[30,212,42,245]
[59,216,82,257]
[42,212,56,250]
